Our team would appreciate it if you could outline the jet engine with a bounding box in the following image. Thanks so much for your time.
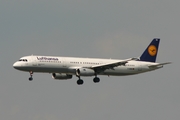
[76,68,95,76]
[52,73,72,80]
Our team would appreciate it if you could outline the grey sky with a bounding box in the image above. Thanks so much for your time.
[0,0,179,120]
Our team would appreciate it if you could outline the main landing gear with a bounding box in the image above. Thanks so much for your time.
[77,79,84,85]
[76,76,100,85]
[93,74,100,83]
[29,71,33,81]
[76,75,84,85]
[93,77,100,83]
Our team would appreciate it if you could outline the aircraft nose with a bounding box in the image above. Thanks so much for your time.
[13,62,21,69]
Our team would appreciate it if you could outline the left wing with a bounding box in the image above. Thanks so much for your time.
[89,58,136,72]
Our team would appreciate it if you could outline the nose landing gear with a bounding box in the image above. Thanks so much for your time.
[29,71,33,81]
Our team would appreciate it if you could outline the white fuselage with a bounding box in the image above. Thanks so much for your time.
[13,55,162,76]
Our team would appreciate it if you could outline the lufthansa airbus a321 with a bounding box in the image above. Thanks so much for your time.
[13,39,171,85]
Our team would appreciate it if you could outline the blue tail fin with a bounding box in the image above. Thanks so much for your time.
[140,38,160,62]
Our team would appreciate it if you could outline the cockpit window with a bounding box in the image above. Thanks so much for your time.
[19,59,28,62]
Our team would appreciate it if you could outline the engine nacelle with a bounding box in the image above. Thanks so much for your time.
[76,68,95,76]
[52,73,72,80]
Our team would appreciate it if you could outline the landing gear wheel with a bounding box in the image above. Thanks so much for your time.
[77,79,84,85]
[29,71,33,81]
[93,77,100,83]
[29,77,33,81]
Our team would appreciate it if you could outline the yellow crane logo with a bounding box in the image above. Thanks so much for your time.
[148,45,157,56]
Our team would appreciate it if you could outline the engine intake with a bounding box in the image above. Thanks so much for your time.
[52,73,72,80]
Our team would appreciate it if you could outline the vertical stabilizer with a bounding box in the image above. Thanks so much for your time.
[140,38,160,62]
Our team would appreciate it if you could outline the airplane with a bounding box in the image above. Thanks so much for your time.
[13,38,171,85]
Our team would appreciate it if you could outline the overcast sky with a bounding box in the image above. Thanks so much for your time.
[0,0,179,120]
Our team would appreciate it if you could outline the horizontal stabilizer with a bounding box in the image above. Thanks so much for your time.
[148,62,171,68]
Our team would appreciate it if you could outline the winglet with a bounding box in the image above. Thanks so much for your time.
[140,38,160,62]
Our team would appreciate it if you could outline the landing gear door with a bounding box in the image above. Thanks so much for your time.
[31,56,38,66]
